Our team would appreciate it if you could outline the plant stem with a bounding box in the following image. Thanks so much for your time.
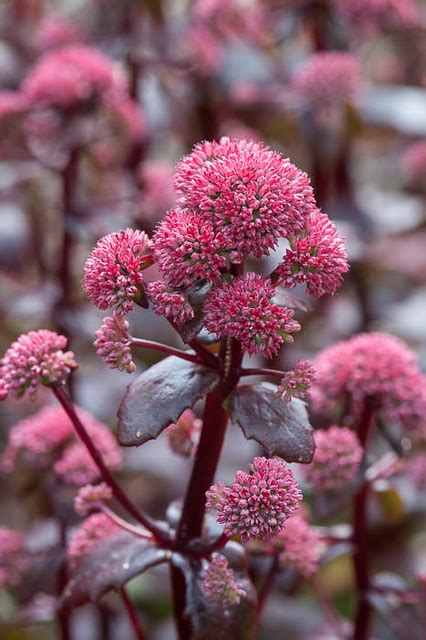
[130,338,204,365]
[52,385,170,545]
[119,587,146,640]
[239,367,284,379]
[257,553,280,618]
[352,399,375,640]
[57,518,71,640]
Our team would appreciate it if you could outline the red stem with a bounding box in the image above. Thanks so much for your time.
[119,587,146,640]
[52,385,170,546]
[130,338,204,365]
[257,553,280,618]
[239,367,284,379]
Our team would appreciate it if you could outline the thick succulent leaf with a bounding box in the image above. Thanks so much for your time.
[60,532,170,610]
[229,383,314,463]
[174,542,257,640]
[117,356,219,446]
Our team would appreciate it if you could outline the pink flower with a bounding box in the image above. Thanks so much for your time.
[152,209,227,287]
[292,52,361,108]
[54,437,122,487]
[37,18,81,50]
[74,482,113,516]
[0,330,77,401]
[304,426,363,492]
[206,457,302,542]
[83,228,150,315]
[405,453,426,490]
[166,409,202,458]
[174,137,317,261]
[311,333,426,430]
[94,315,136,373]
[0,91,28,121]
[333,0,419,34]
[402,140,426,185]
[276,359,316,402]
[274,209,349,297]
[193,0,269,45]
[67,513,121,569]
[137,162,176,223]
[104,93,145,143]
[0,527,28,587]
[202,554,246,607]
[147,281,195,325]
[22,45,125,110]
[204,273,300,358]
[275,512,323,577]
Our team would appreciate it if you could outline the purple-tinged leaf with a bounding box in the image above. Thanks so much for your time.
[117,356,219,446]
[60,531,170,610]
[228,383,314,463]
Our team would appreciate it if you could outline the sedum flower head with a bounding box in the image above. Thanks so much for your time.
[67,513,121,569]
[275,512,322,577]
[311,332,426,429]
[166,409,202,458]
[204,273,300,358]
[173,137,317,262]
[74,482,113,516]
[94,315,136,373]
[304,426,363,492]
[83,228,150,315]
[0,526,28,587]
[333,0,419,34]
[202,554,246,607]
[37,18,81,51]
[206,456,302,542]
[274,209,349,297]
[292,52,361,108]
[0,330,77,401]
[276,359,316,402]
[22,45,125,110]
[152,209,227,288]
[147,281,195,325]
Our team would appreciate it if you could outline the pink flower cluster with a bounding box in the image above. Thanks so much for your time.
[402,140,426,186]
[37,17,81,51]
[292,52,361,109]
[304,426,363,492]
[147,282,195,325]
[2,405,122,486]
[137,162,176,224]
[193,0,268,45]
[311,332,426,430]
[0,330,77,401]
[22,45,125,110]
[83,228,150,315]
[0,91,28,122]
[166,409,202,458]
[67,513,121,569]
[275,512,322,577]
[94,315,136,373]
[204,273,300,358]
[0,526,28,587]
[333,0,419,34]
[276,359,316,402]
[206,457,302,542]
[74,482,113,516]
[202,554,246,607]
[274,209,349,297]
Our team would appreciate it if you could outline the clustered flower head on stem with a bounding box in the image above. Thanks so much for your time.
[206,456,302,542]
[332,0,420,35]
[273,209,349,297]
[94,315,136,373]
[204,273,300,358]
[0,330,77,401]
[67,513,121,569]
[147,281,195,325]
[166,409,202,458]
[0,526,28,588]
[74,482,113,516]
[311,332,426,431]
[83,228,151,315]
[202,554,246,607]
[274,511,323,577]
[303,426,363,492]
[276,359,316,402]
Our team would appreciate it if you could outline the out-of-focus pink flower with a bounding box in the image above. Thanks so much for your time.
[204,273,300,359]
[94,315,136,373]
[22,45,125,110]
[274,512,323,576]
[0,527,28,587]
[292,52,361,109]
[54,432,122,487]
[186,25,224,74]
[37,17,81,50]
[67,513,121,569]
[83,229,150,315]
[193,0,269,46]
[274,209,349,297]
[304,426,363,492]
[174,137,317,262]
[166,409,202,458]
[138,162,176,223]
[333,0,419,34]
[74,482,113,516]
[402,140,426,186]
[152,209,226,288]
[206,457,302,542]
[104,93,145,143]
[147,282,195,325]
[0,91,28,121]
[202,554,246,606]
[405,453,426,489]
[0,331,77,401]
[276,359,316,402]
[311,333,426,430]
